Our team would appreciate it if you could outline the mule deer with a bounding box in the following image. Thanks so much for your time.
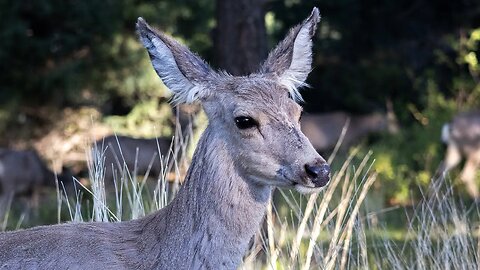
[0,149,72,219]
[94,135,175,184]
[0,8,329,269]
[301,110,398,151]
[441,111,480,199]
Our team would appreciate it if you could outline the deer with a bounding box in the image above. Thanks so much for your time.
[0,8,330,269]
[301,109,399,152]
[94,135,174,184]
[0,149,73,219]
[441,111,480,199]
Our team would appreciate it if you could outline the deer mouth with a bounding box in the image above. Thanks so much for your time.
[277,168,328,193]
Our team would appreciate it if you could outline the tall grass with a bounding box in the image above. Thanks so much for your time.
[371,177,479,269]
[248,169,479,269]
[62,135,185,224]
[240,149,377,269]
[4,122,477,269]
[62,131,478,269]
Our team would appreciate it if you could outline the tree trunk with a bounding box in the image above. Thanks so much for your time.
[214,0,267,75]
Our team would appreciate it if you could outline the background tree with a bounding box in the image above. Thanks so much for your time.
[213,0,268,75]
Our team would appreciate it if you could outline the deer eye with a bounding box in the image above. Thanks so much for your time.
[235,116,258,130]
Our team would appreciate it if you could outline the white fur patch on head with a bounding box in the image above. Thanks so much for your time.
[280,78,307,103]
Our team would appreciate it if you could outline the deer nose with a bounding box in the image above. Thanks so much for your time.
[304,163,330,187]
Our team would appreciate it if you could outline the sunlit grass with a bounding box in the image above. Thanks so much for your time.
[1,124,478,269]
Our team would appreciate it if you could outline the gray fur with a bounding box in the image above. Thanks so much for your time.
[441,111,480,199]
[0,8,328,269]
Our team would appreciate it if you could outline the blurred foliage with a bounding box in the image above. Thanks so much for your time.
[268,0,479,114]
[360,27,480,204]
[0,0,214,109]
[1,0,480,203]
[104,99,173,138]
[0,0,214,138]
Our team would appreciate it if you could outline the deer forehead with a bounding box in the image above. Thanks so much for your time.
[217,77,302,118]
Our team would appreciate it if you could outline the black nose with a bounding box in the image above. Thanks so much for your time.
[304,163,331,187]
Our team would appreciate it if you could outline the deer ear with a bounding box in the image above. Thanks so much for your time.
[136,18,214,104]
[260,8,320,102]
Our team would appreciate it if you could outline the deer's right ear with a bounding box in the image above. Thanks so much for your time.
[136,18,214,104]
[260,8,320,102]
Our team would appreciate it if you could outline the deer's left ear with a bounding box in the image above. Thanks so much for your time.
[260,8,320,102]
[137,18,215,105]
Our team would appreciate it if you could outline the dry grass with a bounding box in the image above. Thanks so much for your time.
[2,123,478,269]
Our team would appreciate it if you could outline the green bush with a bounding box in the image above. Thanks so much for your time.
[362,27,480,204]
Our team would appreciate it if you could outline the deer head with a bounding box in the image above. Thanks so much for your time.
[137,8,329,193]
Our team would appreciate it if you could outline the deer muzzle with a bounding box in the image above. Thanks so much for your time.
[304,162,330,187]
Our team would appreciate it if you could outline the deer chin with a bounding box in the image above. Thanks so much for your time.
[293,184,326,194]
[227,169,325,194]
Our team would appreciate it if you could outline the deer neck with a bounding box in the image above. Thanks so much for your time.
[139,125,271,269]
